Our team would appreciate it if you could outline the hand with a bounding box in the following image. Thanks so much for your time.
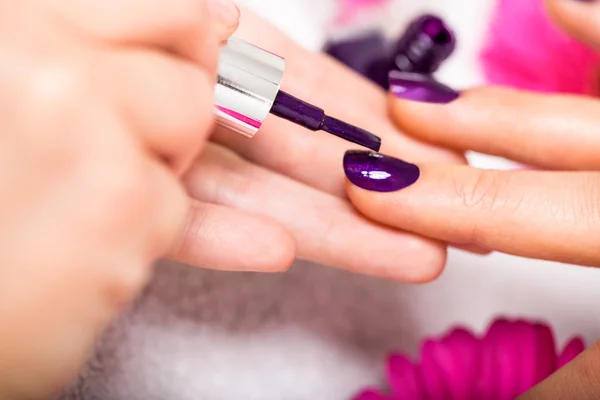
[519,341,600,399]
[0,1,237,398]
[180,8,467,280]
[341,0,600,267]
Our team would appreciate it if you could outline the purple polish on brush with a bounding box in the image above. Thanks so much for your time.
[215,37,382,151]
[270,91,382,152]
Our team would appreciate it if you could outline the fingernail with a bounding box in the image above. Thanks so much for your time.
[388,71,459,104]
[343,151,420,193]
[207,0,240,28]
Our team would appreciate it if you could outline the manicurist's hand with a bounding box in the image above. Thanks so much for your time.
[0,0,239,398]
[182,7,467,281]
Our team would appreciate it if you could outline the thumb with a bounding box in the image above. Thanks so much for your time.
[344,150,600,266]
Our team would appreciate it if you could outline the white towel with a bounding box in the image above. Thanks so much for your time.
[59,260,423,400]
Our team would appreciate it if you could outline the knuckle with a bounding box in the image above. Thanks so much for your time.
[176,70,215,148]
[454,169,505,212]
[105,172,147,219]
[103,259,151,311]
[573,174,600,230]
[171,204,207,261]
[91,159,150,231]
[450,169,513,243]
[24,62,92,114]
[17,62,100,172]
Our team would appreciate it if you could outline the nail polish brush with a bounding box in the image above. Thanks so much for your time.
[214,37,382,152]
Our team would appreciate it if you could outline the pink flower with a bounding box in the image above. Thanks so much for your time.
[480,0,600,95]
[335,0,389,25]
[354,319,585,400]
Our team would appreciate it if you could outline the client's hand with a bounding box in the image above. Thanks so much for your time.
[341,0,600,396]
[181,8,466,281]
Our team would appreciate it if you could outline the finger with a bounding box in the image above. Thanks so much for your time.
[451,243,493,255]
[105,49,214,172]
[51,0,225,70]
[519,341,599,399]
[389,85,600,170]
[184,144,446,282]
[206,0,240,41]
[344,151,600,266]
[546,0,600,49]
[212,8,464,198]
[169,201,295,272]
[145,159,191,259]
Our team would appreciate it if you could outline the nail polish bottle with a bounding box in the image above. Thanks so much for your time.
[323,5,390,79]
[324,15,456,89]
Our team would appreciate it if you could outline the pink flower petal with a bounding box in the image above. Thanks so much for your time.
[353,389,390,400]
[386,354,425,399]
[494,320,522,400]
[436,328,480,400]
[512,320,538,396]
[335,0,388,25]
[533,323,557,385]
[476,320,503,400]
[420,340,450,400]
[480,0,600,94]
[557,336,586,368]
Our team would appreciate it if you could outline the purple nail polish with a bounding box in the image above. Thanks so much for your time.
[271,90,382,151]
[322,116,381,152]
[392,15,456,75]
[388,71,459,104]
[343,150,420,192]
[323,31,388,78]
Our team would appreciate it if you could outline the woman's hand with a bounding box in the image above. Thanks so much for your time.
[341,0,600,396]
[180,8,467,281]
[340,0,600,267]
[0,1,238,398]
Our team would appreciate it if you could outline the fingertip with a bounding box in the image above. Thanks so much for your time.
[207,0,240,42]
[545,0,600,46]
[399,237,447,284]
[255,217,297,273]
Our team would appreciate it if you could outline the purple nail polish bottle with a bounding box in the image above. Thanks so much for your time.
[324,15,456,89]
[324,31,388,78]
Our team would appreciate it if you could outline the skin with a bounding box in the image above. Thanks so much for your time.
[182,6,468,279]
[0,0,464,398]
[344,0,600,396]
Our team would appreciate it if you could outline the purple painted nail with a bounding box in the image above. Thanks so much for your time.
[388,71,459,104]
[343,151,420,193]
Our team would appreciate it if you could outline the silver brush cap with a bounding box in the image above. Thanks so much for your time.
[214,37,285,138]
